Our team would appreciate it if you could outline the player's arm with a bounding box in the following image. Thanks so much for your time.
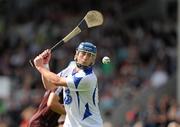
[34,49,68,87]
[38,67,67,87]
[41,64,57,90]
[42,75,57,90]
[47,91,66,115]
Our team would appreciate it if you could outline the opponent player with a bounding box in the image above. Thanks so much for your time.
[28,87,66,127]
[33,42,103,127]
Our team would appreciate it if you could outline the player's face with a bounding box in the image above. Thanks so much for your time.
[76,51,95,66]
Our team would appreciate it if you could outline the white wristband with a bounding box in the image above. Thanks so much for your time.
[44,64,49,70]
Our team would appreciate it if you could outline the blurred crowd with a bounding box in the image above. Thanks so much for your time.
[0,0,179,127]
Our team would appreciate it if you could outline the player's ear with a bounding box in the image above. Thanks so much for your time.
[91,55,96,65]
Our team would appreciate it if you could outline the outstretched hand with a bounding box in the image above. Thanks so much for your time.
[34,49,51,69]
[41,49,51,64]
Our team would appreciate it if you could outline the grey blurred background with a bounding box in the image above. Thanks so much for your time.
[0,0,179,127]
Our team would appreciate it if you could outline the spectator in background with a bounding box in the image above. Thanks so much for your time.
[167,99,180,124]
[20,106,35,127]
[150,63,169,88]
[167,121,180,127]
[143,95,158,127]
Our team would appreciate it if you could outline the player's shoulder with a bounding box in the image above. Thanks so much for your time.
[68,61,77,67]
[82,71,97,83]
[57,61,76,76]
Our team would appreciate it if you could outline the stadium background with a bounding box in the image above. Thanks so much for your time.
[0,0,179,127]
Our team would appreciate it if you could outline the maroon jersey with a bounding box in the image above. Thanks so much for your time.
[28,88,63,127]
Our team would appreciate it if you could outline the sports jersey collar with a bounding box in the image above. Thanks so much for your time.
[72,66,92,76]
[83,67,92,75]
[75,62,93,75]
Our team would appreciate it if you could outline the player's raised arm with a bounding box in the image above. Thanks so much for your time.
[37,49,55,89]
[33,49,68,87]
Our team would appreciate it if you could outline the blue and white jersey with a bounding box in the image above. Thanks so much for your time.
[58,61,103,127]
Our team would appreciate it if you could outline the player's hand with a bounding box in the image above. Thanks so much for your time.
[40,49,51,64]
[34,54,44,69]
